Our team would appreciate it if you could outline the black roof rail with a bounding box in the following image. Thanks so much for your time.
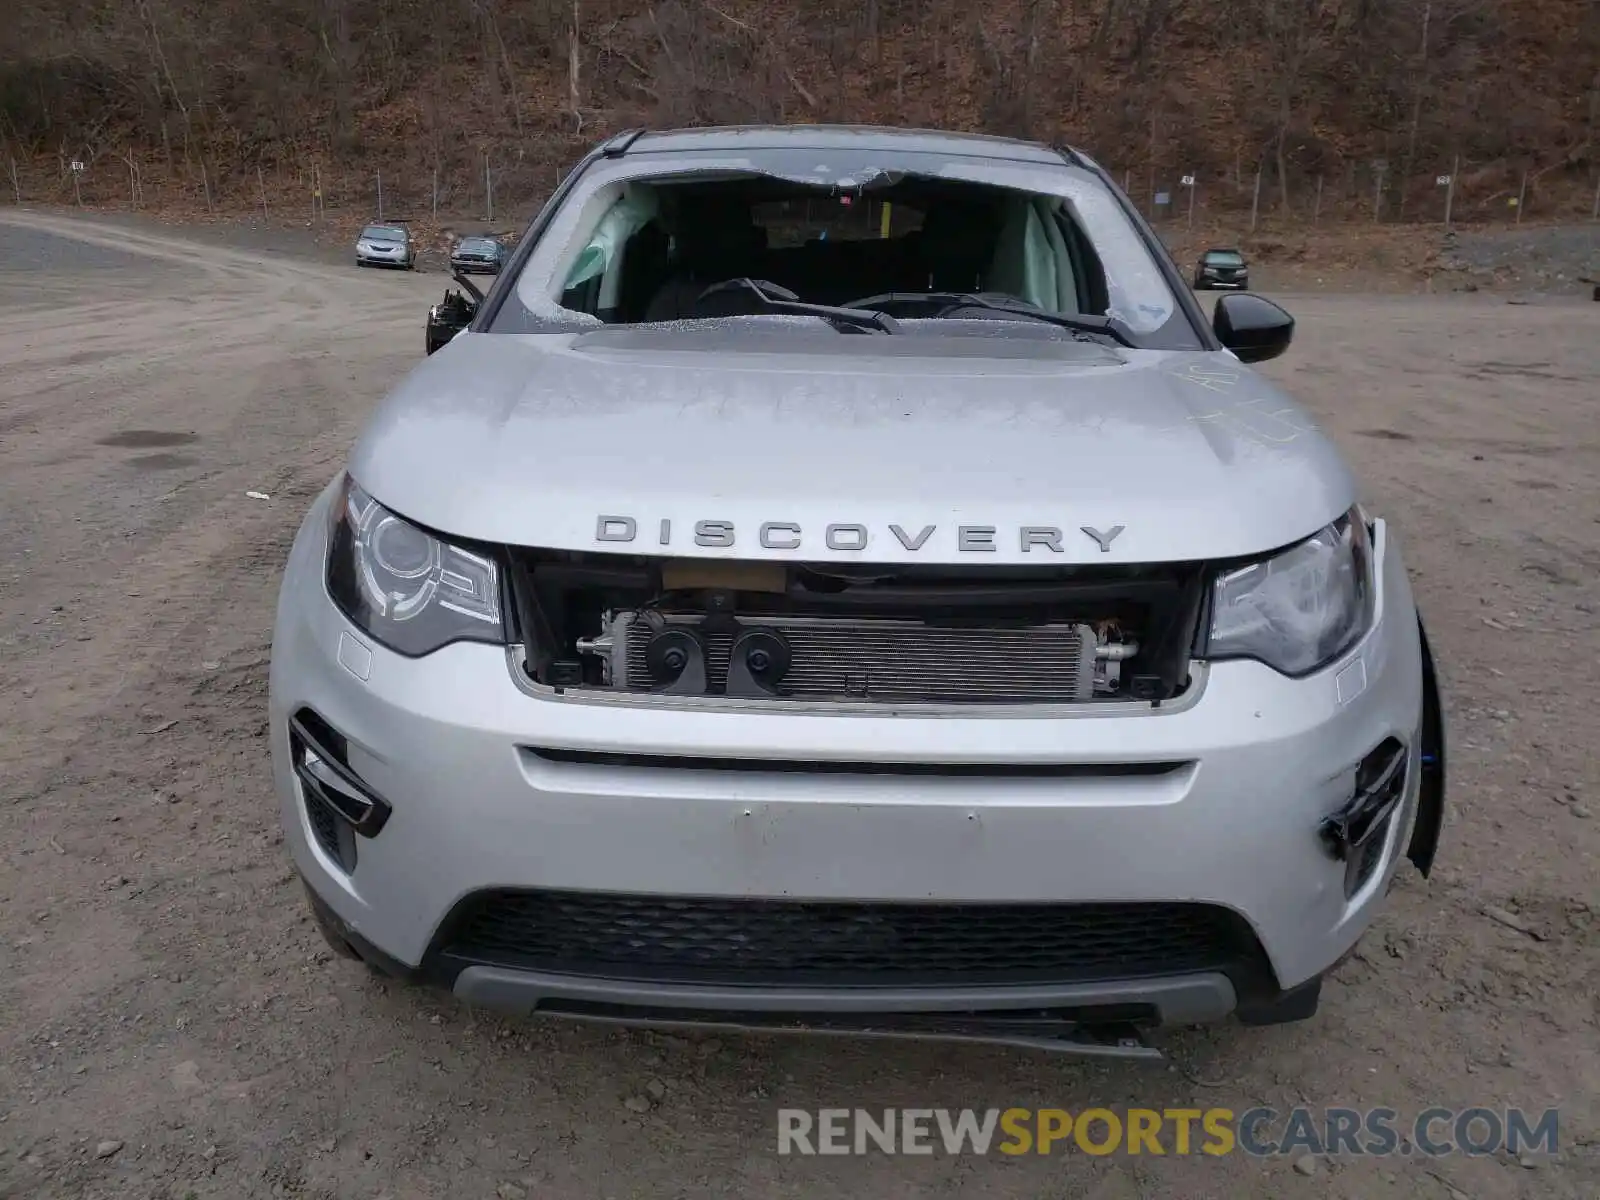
[1051,143,1088,168]
[601,128,648,157]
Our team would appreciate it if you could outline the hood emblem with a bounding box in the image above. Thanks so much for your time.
[595,516,1124,554]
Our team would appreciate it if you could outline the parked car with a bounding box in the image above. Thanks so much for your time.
[1193,247,1249,290]
[355,222,416,269]
[449,235,508,275]
[272,124,1446,1058]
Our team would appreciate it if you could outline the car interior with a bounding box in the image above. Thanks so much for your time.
[554,176,1115,326]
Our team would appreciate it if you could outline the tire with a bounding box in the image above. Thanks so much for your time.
[357,260,369,269]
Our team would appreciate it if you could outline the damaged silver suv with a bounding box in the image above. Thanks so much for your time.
[270,125,1446,1057]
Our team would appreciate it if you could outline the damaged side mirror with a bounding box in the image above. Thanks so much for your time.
[425,274,482,355]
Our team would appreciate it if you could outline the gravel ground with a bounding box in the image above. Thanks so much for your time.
[0,209,1597,1200]
[1436,224,1600,292]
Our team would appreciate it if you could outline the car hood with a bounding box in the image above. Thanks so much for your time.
[349,327,1355,564]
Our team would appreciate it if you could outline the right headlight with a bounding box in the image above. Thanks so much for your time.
[325,474,504,656]
[1205,508,1374,677]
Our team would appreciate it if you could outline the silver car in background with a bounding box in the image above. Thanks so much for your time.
[271,125,1447,1057]
[355,223,416,269]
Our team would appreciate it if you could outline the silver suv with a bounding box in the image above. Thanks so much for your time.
[271,125,1446,1057]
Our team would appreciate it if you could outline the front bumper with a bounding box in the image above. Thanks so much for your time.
[356,246,408,265]
[270,481,1433,1038]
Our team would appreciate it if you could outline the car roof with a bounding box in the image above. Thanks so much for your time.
[621,124,1072,166]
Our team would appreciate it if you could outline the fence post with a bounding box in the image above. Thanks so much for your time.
[72,168,83,208]
[1249,168,1261,233]
[1443,154,1458,229]
[1515,170,1527,224]
[9,156,20,204]
[485,153,494,222]
[1313,174,1323,225]
[201,161,213,213]
[258,166,268,219]
[1372,165,1385,223]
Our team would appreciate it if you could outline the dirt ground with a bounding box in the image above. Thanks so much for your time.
[0,208,1596,1200]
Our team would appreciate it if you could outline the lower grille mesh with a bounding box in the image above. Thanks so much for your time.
[442,890,1261,985]
[303,791,354,872]
[622,614,1097,704]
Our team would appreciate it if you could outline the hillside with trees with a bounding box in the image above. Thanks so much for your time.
[3,0,1598,226]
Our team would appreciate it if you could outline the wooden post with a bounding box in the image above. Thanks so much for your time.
[1186,179,1195,229]
[1313,174,1324,225]
[128,160,137,209]
[485,153,494,222]
[8,156,18,204]
[258,166,268,219]
[201,161,213,213]
[1443,153,1458,229]
[1372,167,1384,222]
[72,169,83,208]
[432,165,439,218]
[1515,169,1527,224]
[1249,168,1261,232]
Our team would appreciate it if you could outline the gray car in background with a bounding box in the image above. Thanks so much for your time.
[272,125,1447,1057]
[355,223,416,269]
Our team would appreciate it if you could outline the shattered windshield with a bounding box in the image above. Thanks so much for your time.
[493,146,1193,346]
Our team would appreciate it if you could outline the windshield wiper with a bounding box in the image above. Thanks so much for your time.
[700,278,901,335]
[846,291,1134,346]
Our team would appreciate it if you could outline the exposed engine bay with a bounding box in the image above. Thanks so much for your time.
[508,552,1206,706]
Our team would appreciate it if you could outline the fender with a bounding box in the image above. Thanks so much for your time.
[1405,616,1447,875]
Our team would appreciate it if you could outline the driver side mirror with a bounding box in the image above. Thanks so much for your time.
[1213,293,1294,363]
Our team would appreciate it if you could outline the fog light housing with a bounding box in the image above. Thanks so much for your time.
[289,708,393,873]
[1319,738,1409,898]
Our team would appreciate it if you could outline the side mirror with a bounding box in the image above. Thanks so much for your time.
[425,288,478,355]
[1213,293,1294,363]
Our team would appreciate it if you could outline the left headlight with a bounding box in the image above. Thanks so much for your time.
[1205,507,1374,677]
[325,475,504,656]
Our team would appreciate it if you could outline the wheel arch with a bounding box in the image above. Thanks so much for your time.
[1405,615,1447,875]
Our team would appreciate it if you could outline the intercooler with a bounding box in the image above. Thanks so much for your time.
[611,613,1099,704]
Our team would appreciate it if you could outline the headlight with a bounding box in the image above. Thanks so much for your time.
[1206,508,1374,676]
[325,475,504,656]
